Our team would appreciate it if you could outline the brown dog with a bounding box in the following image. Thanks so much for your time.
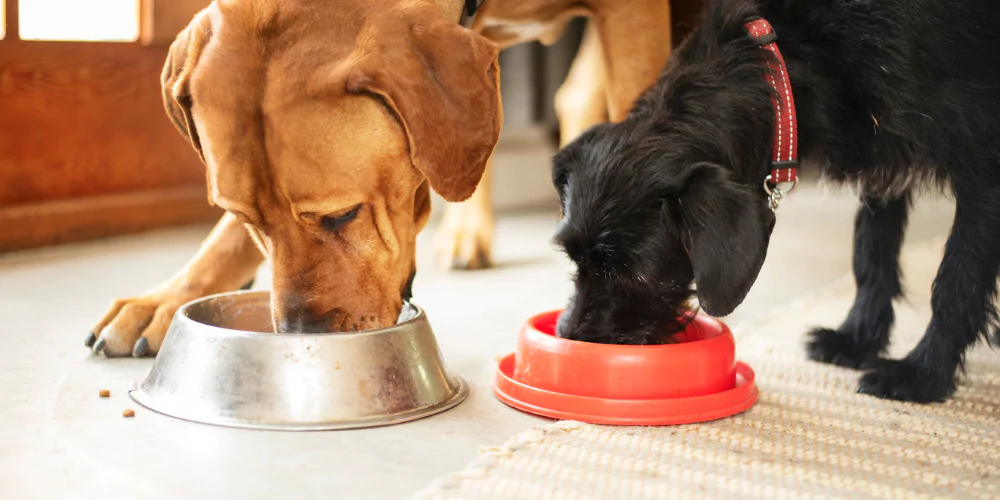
[87,0,675,357]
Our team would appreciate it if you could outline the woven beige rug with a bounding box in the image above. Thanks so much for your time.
[413,237,1000,499]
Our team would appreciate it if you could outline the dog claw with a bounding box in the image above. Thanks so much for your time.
[92,338,107,355]
[132,338,149,357]
[84,332,97,348]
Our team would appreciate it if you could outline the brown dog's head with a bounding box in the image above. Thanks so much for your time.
[162,0,501,332]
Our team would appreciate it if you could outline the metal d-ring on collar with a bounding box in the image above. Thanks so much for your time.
[460,0,486,28]
[763,175,798,211]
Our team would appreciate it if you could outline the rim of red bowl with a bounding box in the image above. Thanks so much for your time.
[522,309,731,353]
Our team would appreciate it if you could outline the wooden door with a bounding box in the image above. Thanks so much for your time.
[0,0,216,253]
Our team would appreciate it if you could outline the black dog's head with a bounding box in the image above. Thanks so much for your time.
[552,120,775,344]
[554,37,788,344]
[551,1,786,344]
[553,52,774,344]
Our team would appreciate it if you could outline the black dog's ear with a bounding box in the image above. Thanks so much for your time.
[679,163,775,316]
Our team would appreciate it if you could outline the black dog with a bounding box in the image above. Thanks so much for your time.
[552,0,1000,403]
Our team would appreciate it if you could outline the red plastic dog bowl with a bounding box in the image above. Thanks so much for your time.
[493,310,758,425]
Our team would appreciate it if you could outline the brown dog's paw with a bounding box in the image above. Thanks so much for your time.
[434,200,494,271]
[86,292,192,358]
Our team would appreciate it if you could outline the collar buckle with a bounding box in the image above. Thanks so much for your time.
[745,17,778,45]
[764,161,799,211]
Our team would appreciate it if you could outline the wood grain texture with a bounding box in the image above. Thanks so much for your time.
[0,38,205,206]
[140,0,211,47]
[3,0,18,41]
[0,184,222,252]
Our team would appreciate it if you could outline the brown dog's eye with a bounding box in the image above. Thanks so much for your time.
[320,205,362,232]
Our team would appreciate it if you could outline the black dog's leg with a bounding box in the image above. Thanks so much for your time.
[858,186,1000,402]
[807,195,910,369]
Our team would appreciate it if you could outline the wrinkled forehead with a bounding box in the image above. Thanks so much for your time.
[187,17,411,213]
[264,95,411,212]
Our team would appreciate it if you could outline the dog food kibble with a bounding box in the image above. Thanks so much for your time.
[99,389,111,397]
[122,409,135,418]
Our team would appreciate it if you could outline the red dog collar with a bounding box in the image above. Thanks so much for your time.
[745,18,798,207]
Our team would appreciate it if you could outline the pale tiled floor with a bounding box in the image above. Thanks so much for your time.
[0,180,956,499]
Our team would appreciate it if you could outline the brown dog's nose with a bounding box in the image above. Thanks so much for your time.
[275,315,329,334]
[272,294,332,333]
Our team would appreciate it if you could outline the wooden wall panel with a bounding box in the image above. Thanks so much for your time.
[2,0,16,41]
[0,185,222,252]
[0,40,205,206]
[0,0,217,253]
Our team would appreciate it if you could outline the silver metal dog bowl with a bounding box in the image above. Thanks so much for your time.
[129,291,468,430]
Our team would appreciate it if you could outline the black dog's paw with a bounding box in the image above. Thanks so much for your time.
[806,327,880,369]
[856,359,956,403]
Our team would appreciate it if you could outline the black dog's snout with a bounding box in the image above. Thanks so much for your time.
[556,298,585,339]
[556,310,573,338]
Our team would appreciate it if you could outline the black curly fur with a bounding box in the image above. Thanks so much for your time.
[552,0,1000,401]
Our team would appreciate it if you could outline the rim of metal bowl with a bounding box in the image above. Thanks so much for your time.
[170,290,427,338]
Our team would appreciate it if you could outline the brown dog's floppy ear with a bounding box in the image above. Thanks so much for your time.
[161,10,213,161]
[346,6,502,202]
[680,163,776,316]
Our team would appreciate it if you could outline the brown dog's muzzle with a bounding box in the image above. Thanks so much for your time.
[272,268,417,333]
[272,291,392,334]
[271,266,417,333]
[265,219,415,333]
[272,292,338,334]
